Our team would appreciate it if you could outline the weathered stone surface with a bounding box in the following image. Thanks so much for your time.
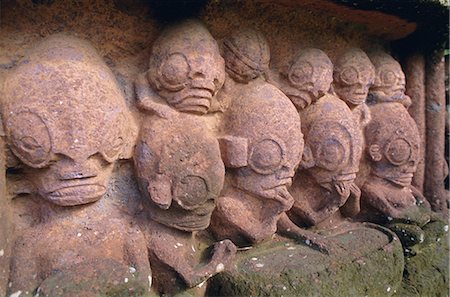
[0,1,447,296]
[2,34,149,296]
[207,225,404,297]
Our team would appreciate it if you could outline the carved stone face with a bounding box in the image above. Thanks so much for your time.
[147,20,225,115]
[222,29,270,83]
[222,83,303,208]
[333,48,375,108]
[365,103,420,188]
[279,48,333,110]
[302,95,362,196]
[134,116,225,231]
[369,52,410,105]
[2,35,136,206]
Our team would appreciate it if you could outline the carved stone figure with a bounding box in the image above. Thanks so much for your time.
[209,30,304,247]
[287,95,363,228]
[2,35,150,296]
[134,20,236,295]
[361,102,434,247]
[368,52,412,108]
[333,48,375,127]
[222,28,270,84]
[143,19,225,115]
[269,48,333,111]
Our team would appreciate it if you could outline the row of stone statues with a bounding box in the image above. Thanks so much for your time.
[1,19,440,296]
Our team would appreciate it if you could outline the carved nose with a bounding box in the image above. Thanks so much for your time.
[192,72,205,79]
[56,157,99,180]
[276,165,294,180]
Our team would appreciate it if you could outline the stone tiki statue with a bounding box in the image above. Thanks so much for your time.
[272,49,362,238]
[133,20,236,295]
[333,48,375,128]
[209,29,304,247]
[361,52,437,247]
[269,48,333,111]
[2,35,151,296]
[367,52,412,108]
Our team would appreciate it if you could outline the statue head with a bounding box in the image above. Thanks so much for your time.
[277,48,333,110]
[368,52,411,107]
[301,96,362,198]
[220,84,303,209]
[146,19,225,115]
[222,29,270,83]
[1,35,137,206]
[333,48,375,108]
[365,103,420,188]
[134,116,225,231]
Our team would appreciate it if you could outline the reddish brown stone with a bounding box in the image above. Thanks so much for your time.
[425,51,448,213]
[2,34,149,296]
[368,52,411,108]
[404,53,426,192]
[133,20,236,295]
[287,94,362,229]
[209,29,303,247]
[333,48,375,127]
[362,102,430,221]
[269,48,334,110]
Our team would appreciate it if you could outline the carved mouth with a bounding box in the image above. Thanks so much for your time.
[388,173,413,187]
[263,178,292,190]
[174,89,213,114]
[347,93,367,104]
[334,173,357,182]
[46,184,106,206]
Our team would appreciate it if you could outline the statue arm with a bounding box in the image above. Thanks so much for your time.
[277,213,333,254]
[8,235,40,295]
[362,183,402,218]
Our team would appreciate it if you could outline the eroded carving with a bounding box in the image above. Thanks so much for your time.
[361,102,434,247]
[288,96,363,226]
[143,19,225,115]
[272,49,362,237]
[209,30,304,247]
[270,48,333,110]
[333,48,375,127]
[133,20,236,295]
[368,52,411,108]
[2,35,150,296]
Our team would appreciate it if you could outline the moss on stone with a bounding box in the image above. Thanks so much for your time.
[206,225,405,297]
[395,220,449,297]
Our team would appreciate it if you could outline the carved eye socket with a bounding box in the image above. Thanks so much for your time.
[340,66,359,85]
[315,138,346,170]
[385,138,411,165]
[289,61,313,86]
[381,70,397,86]
[101,115,125,163]
[7,111,52,168]
[101,136,124,163]
[249,138,285,175]
[160,53,190,89]
[173,175,209,210]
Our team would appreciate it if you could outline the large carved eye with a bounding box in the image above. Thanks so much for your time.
[160,53,190,89]
[6,111,52,168]
[173,175,209,210]
[380,70,397,86]
[101,136,124,163]
[101,115,125,163]
[385,138,411,165]
[249,138,285,175]
[315,138,346,171]
[340,66,359,85]
[289,61,313,86]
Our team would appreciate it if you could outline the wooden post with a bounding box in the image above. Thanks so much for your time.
[425,50,448,213]
[404,53,426,192]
